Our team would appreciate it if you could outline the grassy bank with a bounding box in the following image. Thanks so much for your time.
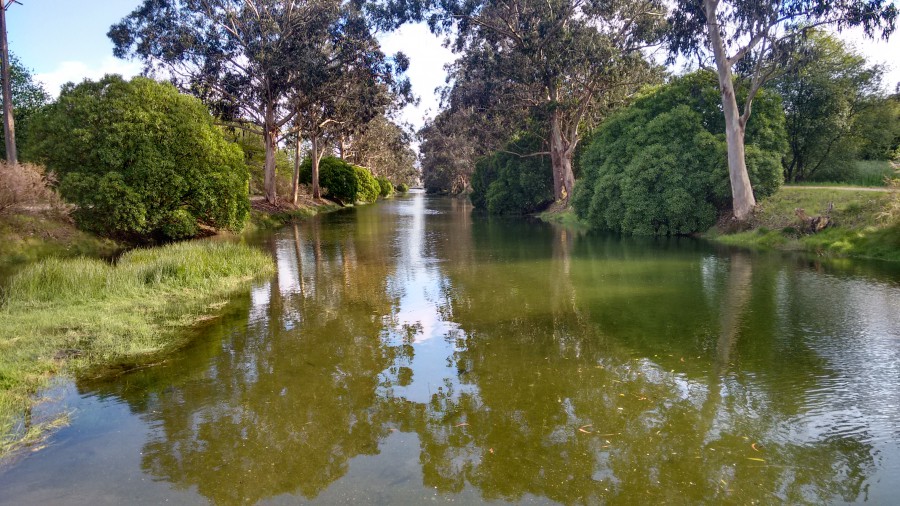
[708,186,900,262]
[0,241,274,457]
[244,197,342,234]
[0,212,119,280]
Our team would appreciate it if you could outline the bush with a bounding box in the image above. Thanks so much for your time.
[470,133,553,215]
[573,71,785,235]
[376,176,394,198]
[0,162,63,215]
[396,183,409,193]
[354,166,380,203]
[25,75,249,241]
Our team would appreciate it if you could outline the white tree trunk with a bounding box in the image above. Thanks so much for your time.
[705,0,756,221]
[291,135,301,205]
[311,134,321,199]
[549,109,576,203]
[263,122,278,205]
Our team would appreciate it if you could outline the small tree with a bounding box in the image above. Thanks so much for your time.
[0,53,50,161]
[668,0,897,219]
[771,31,885,182]
[27,76,249,241]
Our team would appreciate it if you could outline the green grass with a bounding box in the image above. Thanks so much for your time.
[538,209,591,230]
[0,213,120,281]
[709,186,900,262]
[0,240,274,458]
[244,203,342,234]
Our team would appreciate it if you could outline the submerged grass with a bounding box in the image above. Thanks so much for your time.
[0,240,274,457]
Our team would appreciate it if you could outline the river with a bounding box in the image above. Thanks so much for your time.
[2,190,900,504]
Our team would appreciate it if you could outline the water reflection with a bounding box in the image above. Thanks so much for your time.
[3,192,900,505]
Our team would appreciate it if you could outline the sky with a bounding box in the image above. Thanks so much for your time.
[5,0,899,133]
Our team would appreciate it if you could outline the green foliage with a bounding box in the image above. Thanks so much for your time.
[573,71,785,235]
[299,156,358,204]
[354,165,380,202]
[1,53,51,161]
[396,183,409,193]
[25,75,249,241]
[471,133,553,215]
[771,31,890,182]
[376,176,394,198]
[853,96,900,161]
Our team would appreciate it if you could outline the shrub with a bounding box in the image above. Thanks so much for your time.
[0,162,63,215]
[470,133,553,215]
[376,176,394,198]
[573,71,785,235]
[24,75,249,241]
[396,183,409,193]
[354,166,380,203]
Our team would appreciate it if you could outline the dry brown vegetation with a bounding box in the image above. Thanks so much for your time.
[0,162,64,216]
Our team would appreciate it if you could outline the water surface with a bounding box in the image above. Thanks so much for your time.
[2,191,900,504]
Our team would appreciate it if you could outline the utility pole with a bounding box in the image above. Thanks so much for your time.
[0,0,20,165]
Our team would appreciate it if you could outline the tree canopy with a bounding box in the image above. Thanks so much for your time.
[667,0,896,218]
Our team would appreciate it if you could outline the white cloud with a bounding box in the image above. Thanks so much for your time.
[379,23,457,131]
[34,57,143,97]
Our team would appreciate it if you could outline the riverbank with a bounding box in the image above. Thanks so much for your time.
[0,241,274,459]
[707,186,900,262]
[538,186,900,263]
[0,212,120,280]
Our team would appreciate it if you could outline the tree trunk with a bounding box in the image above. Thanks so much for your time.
[705,0,756,221]
[291,135,301,205]
[549,109,576,203]
[263,109,278,205]
[0,5,17,165]
[311,134,321,199]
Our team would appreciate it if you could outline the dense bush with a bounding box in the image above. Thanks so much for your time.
[300,156,352,202]
[354,166,380,202]
[470,133,553,215]
[573,71,785,235]
[376,176,394,198]
[299,156,384,204]
[25,75,249,241]
[396,183,409,193]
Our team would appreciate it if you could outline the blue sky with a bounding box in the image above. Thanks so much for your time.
[6,1,899,132]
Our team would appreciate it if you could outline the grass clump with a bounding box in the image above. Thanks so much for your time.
[0,240,274,457]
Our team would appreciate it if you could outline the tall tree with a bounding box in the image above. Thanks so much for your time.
[401,0,665,203]
[110,0,340,205]
[289,4,410,202]
[668,0,897,219]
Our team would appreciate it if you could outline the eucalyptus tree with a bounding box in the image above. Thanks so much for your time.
[383,0,666,203]
[287,2,410,202]
[110,0,340,204]
[668,0,897,219]
[345,115,417,185]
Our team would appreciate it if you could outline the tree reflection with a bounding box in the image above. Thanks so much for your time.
[76,197,885,505]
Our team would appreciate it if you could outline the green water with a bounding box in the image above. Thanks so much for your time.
[2,191,900,504]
